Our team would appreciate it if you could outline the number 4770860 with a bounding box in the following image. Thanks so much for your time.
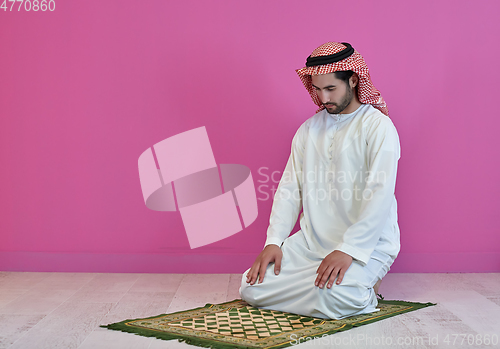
[1,0,56,11]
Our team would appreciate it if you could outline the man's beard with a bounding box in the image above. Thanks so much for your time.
[324,86,353,114]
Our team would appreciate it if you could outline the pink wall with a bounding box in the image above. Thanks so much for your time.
[1,0,499,273]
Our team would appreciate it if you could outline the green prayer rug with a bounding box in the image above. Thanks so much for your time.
[100,296,436,349]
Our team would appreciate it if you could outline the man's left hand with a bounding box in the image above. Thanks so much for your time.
[315,250,353,289]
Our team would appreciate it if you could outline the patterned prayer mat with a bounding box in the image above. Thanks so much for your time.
[100,297,436,349]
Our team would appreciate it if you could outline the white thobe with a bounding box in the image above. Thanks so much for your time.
[240,103,401,319]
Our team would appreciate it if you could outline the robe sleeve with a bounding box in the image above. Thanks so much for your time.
[264,123,307,248]
[334,116,401,266]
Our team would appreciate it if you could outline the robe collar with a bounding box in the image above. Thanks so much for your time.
[327,103,364,122]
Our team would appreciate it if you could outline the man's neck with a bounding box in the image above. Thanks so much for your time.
[339,96,362,114]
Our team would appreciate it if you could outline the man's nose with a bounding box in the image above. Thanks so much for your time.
[318,91,330,104]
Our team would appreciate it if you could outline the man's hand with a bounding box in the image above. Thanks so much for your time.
[315,250,353,289]
[246,244,283,285]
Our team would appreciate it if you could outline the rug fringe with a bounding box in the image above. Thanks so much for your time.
[100,323,241,349]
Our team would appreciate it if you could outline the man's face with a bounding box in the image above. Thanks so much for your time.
[311,73,353,114]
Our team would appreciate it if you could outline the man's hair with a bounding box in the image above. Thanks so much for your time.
[333,70,355,85]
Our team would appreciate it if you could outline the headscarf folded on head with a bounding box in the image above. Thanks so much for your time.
[296,42,389,116]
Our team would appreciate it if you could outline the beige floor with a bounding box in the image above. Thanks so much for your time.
[0,272,499,349]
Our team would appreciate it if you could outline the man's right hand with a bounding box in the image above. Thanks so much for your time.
[246,244,283,285]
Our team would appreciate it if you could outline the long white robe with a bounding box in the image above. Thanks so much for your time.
[240,103,401,319]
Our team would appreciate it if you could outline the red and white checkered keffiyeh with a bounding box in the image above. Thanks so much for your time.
[296,42,389,116]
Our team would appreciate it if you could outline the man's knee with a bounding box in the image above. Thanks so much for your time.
[322,280,374,316]
[239,270,257,304]
[240,281,261,307]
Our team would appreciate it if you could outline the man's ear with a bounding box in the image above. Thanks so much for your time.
[349,73,359,89]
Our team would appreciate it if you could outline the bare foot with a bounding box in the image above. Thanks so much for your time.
[373,279,382,295]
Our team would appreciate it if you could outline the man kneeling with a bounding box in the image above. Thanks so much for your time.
[239,42,401,320]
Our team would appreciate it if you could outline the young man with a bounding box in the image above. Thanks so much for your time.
[239,42,401,320]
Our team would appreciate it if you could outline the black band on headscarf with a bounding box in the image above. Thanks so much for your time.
[305,42,355,67]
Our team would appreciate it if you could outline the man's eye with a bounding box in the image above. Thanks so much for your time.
[327,88,335,91]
